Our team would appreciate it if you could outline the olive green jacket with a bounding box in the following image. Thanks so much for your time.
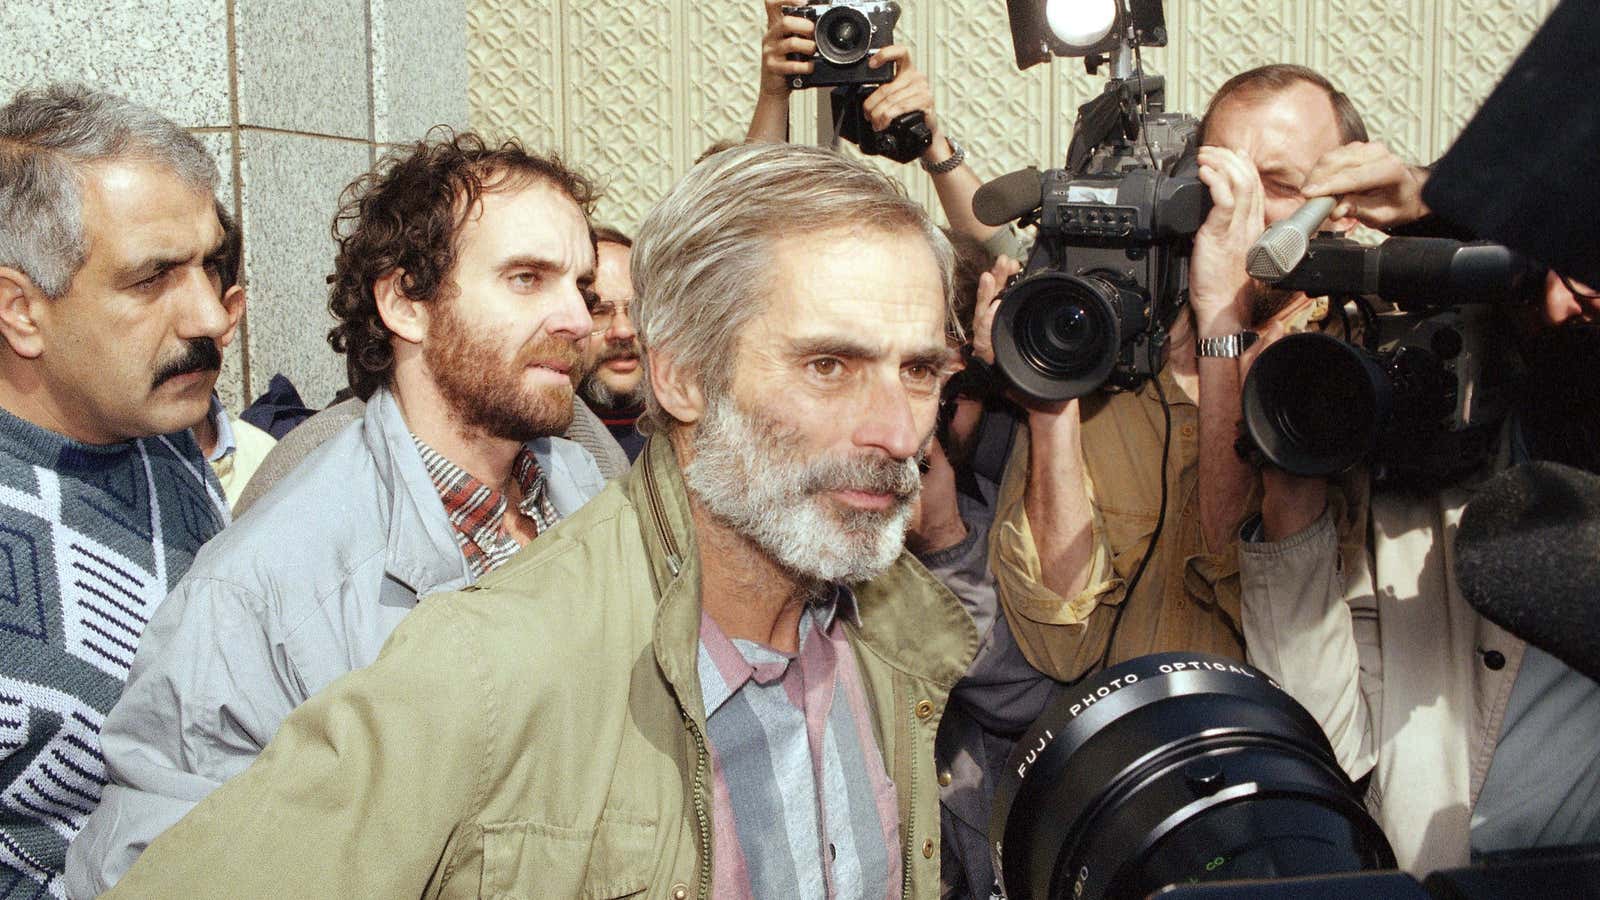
[108,437,978,899]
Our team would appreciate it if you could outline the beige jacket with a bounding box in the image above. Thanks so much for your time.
[106,437,977,899]
[1238,484,1525,875]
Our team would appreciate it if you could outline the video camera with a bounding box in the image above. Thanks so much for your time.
[977,2,1207,403]
[1239,235,1544,486]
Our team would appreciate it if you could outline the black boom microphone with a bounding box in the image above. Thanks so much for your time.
[974,167,1043,227]
[1455,461,1600,683]
[1266,236,1543,307]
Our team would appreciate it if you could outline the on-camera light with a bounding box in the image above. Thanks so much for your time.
[1045,0,1119,52]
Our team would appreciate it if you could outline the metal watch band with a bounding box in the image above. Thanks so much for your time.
[920,137,965,174]
[1196,330,1259,358]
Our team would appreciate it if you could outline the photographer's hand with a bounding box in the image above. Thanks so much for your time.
[1192,145,1265,335]
[864,45,1003,244]
[907,440,968,556]
[971,254,1020,366]
[1192,145,1266,553]
[747,0,816,143]
[1300,141,1430,230]
[862,45,938,136]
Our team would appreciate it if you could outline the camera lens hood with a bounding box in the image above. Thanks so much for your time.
[991,652,1393,900]
[993,270,1124,402]
[1241,332,1391,477]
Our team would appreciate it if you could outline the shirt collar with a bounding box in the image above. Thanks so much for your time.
[696,586,860,719]
[410,434,552,573]
[205,393,238,464]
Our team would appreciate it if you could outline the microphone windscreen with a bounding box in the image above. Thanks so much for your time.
[1455,461,1600,683]
[974,168,1043,228]
[1246,196,1337,281]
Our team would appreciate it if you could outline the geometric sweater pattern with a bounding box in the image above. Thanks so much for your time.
[0,405,226,899]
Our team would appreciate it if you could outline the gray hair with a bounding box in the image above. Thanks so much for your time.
[631,142,957,433]
[0,83,219,298]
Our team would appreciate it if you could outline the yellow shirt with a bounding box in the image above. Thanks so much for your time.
[988,302,1345,681]
[989,366,1248,682]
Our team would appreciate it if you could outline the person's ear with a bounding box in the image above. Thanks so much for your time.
[374,269,428,344]
[0,267,46,359]
[218,285,246,349]
[648,349,705,426]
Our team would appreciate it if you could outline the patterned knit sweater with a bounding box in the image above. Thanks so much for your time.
[0,406,226,898]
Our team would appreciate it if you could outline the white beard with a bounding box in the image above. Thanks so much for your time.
[683,394,920,585]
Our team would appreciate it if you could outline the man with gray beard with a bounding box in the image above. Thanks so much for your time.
[105,143,977,899]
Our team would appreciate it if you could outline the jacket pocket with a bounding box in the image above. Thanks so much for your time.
[481,815,656,899]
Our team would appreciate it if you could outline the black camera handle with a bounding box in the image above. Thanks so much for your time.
[1066,72,1167,174]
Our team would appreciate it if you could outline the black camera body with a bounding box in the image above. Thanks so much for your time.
[782,0,900,89]
[991,113,1209,403]
[1242,300,1519,489]
[831,91,932,164]
[1240,236,1542,486]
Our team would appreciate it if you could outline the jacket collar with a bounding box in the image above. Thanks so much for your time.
[624,433,978,725]
[362,387,476,598]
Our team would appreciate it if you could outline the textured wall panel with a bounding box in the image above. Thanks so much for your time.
[685,2,766,160]
[564,3,677,228]
[1435,0,1561,159]
[926,4,1049,190]
[469,0,1569,236]
[468,0,564,148]
[1310,1,1434,163]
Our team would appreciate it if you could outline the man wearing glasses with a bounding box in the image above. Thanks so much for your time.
[577,226,647,460]
[66,133,608,895]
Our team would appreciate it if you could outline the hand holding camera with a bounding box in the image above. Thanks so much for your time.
[768,0,933,163]
[972,254,1022,367]
[1191,145,1267,335]
[859,45,937,143]
[759,0,816,99]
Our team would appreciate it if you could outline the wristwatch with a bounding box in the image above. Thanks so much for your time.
[920,136,966,174]
[1196,330,1259,358]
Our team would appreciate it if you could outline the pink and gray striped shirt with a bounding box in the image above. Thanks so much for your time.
[697,589,901,900]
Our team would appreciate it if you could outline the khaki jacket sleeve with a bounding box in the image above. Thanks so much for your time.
[1238,508,1380,781]
[988,426,1124,680]
[105,599,492,899]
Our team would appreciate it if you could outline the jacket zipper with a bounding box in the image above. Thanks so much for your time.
[641,456,682,576]
[898,685,916,900]
[685,712,713,900]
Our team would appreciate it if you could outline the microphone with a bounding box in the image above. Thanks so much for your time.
[1245,196,1337,281]
[1455,461,1600,683]
[974,167,1043,227]
[1270,236,1541,308]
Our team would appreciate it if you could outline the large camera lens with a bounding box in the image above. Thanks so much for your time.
[991,653,1394,900]
[1241,332,1391,476]
[993,271,1130,402]
[814,6,873,65]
